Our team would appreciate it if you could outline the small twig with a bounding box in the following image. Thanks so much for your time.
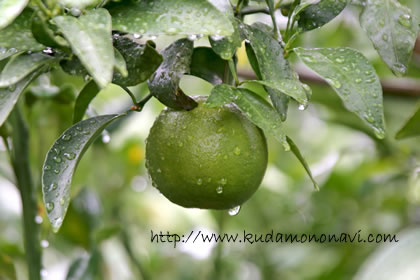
[265,0,281,41]
[121,86,138,106]
[228,59,240,86]
[240,7,270,16]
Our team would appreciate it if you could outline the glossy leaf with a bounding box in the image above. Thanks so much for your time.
[0,0,28,29]
[42,114,125,232]
[360,0,419,76]
[395,102,420,139]
[113,48,128,78]
[109,0,234,37]
[294,47,386,139]
[242,23,310,117]
[73,80,100,124]
[31,14,68,48]
[0,53,55,87]
[0,67,44,127]
[286,136,319,190]
[298,0,348,31]
[58,0,100,9]
[112,35,162,87]
[0,47,19,61]
[147,39,197,110]
[0,9,44,51]
[190,47,226,85]
[53,8,114,88]
[206,84,289,150]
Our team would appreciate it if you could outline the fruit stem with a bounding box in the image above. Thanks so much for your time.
[121,86,138,106]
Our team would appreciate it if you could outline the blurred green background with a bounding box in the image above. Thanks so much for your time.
[1,1,420,279]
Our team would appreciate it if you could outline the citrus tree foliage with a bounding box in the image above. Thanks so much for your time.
[0,0,419,277]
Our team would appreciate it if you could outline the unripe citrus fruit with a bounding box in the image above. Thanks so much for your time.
[145,96,268,209]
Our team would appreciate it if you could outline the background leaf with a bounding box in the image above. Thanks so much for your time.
[190,47,226,85]
[294,47,386,139]
[0,53,55,87]
[112,35,162,87]
[66,250,103,280]
[147,39,197,110]
[53,9,114,88]
[206,84,290,150]
[298,0,349,31]
[395,102,420,139]
[0,47,19,61]
[0,0,28,29]
[0,68,44,127]
[108,0,233,37]
[113,48,128,78]
[0,9,44,51]
[360,0,419,76]
[42,114,125,232]
[73,80,100,124]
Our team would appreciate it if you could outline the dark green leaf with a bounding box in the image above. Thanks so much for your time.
[0,0,28,29]
[147,39,197,110]
[0,9,44,51]
[53,8,114,88]
[113,48,127,78]
[108,0,234,37]
[360,0,419,76]
[242,23,310,118]
[0,53,56,87]
[66,250,103,280]
[0,254,16,280]
[0,47,19,61]
[294,47,386,139]
[42,114,125,232]
[60,55,89,77]
[0,67,44,126]
[206,84,290,150]
[298,0,349,31]
[31,14,68,48]
[73,80,100,124]
[286,136,319,190]
[190,47,226,85]
[395,102,420,139]
[112,36,162,87]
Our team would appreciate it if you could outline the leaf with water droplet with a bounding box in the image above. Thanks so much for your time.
[206,84,290,150]
[53,8,114,88]
[42,114,126,232]
[108,0,233,37]
[0,66,45,127]
[360,0,419,76]
[395,102,420,140]
[209,15,242,60]
[298,0,349,31]
[0,47,19,61]
[228,205,241,216]
[0,52,56,87]
[112,35,162,87]
[189,47,226,85]
[286,136,319,190]
[0,9,44,52]
[242,23,310,120]
[72,80,100,124]
[148,39,197,110]
[294,47,386,139]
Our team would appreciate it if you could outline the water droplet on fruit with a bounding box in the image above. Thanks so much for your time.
[228,205,241,216]
[197,178,203,185]
[220,178,227,185]
[233,146,241,155]
[216,185,223,194]
[298,104,306,111]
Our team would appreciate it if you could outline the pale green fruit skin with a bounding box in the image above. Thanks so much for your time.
[145,96,268,209]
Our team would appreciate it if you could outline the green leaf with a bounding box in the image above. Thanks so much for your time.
[112,35,162,87]
[395,102,420,139]
[0,254,16,280]
[190,47,226,85]
[108,0,234,37]
[242,23,310,118]
[66,250,103,280]
[0,9,44,51]
[73,80,100,124]
[360,0,419,76]
[0,47,19,61]
[58,0,101,9]
[286,136,319,190]
[31,14,68,49]
[147,39,197,110]
[0,0,28,29]
[113,48,127,78]
[94,225,121,244]
[53,8,114,88]
[294,47,386,139]
[298,0,349,31]
[0,67,44,126]
[0,53,55,87]
[206,84,290,150]
[42,114,125,232]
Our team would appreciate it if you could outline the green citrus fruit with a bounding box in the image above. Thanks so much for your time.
[145,96,268,209]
